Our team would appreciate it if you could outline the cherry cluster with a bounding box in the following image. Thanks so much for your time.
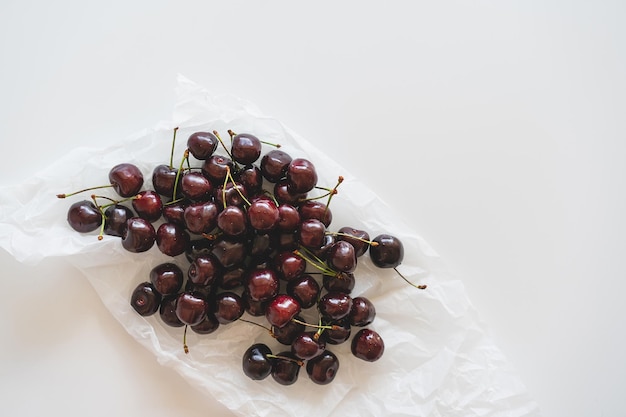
[57,127,426,386]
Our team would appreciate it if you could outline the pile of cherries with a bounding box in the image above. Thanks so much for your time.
[58,128,425,386]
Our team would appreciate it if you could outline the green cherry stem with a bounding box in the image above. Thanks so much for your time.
[169,127,179,169]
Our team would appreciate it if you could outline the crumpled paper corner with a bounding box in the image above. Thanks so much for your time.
[0,74,541,417]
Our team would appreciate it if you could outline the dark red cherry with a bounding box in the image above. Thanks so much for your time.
[185,238,214,263]
[231,132,262,165]
[242,343,273,381]
[190,312,220,334]
[67,200,102,233]
[183,201,219,234]
[369,234,404,268]
[351,328,385,362]
[161,199,188,226]
[132,190,163,223]
[318,291,353,320]
[220,266,247,289]
[130,282,161,316]
[175,292,208,326]
[276,204,300,232]
[180,171,213,201]
[306,350,339,385]
[291,331,326,360]
[247,198,279,232]
[286,158,318,194]
[211,237,247,269]
[298,218,326,249]
[273,179,306,205]
[103,204,133,237]
[349,296,376,327]
[188,255,222,288]
[213,291,245,324]
[217,205,248,237]
[326,240,357,273]
[246,268,280,302]
[322,272,355,294]
[149,262,184,296]
[299,200,332,227]
[271,314,306,345]
[121,217,156,253]
[187,131,218,160]
[109,163,144,198]
[273,251,306,282]
[260,149,292,182]
[265,294,301,328]
[159,294,185,327]
[235,164,263,196]
[286,274,320,309]
[156,222,190,257]
[151,164,179,198]
[321,317,351,345]
[242,290,269,317]
[214,181,248,208]
[201,154,234,184]
[271,351,301,386]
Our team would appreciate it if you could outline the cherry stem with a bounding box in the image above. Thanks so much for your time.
[326,231,379,246]
[224,166,251,207]
[213,130,235,162]
[172,149,189,199]
[238,318,274,337]
[90,195,106,241]
[290,317,337,331]
[267,354,304,366]
[169,127,179,169]
[325,176,343,216]
[394,267,428,290]
[293,247,339,277]
[56,183,114,199]
[183,325,189,354]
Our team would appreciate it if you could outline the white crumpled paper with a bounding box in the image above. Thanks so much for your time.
[0,75,540,417]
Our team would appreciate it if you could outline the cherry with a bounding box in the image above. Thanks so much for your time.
[185,238,214,263]
[187,131,219,160]
[306,350,339,385]
[242,343,273,381]
[213,291,245,324]
[149,262,184,296]
[187,254,222,288]
[159,294,185,327]
[248,233,274,263]
[180,171,213,201]
[246,268,280,302]
[201,154,234,184]
[235,164,263,196]
[273,178,306,205]
[318,291,353,321]
[242,290,270,317]
[271,314,306,345]
[286,274,320,309]
[183,200,219,234]
[219,266,247,290]
[109,163,144,198]
[271,351,302,385]
[326,240,357,274]
[349,296,376,327]
[217,205,248,237]
[130,281,161,316]
[273,251,306,282]
[351,328,385,362]
[175,291,208,326]
[247,198,280,232]
[260,149,292,182]
[121,217,156,253]
[291,331,326,360]
[66,200,102,233]
[214,181,248,208]
[103,204,133,237]
[265,294,301,328]
[298,200,332,227]
[276,203,300,232]
[156,222,190,257]
[286,158,318,194]
[132,190,163,223]
[211,237,247,269]
[152,164,179,198]
[297,218,326,249]
[161,199,188,226]
[369,233,404,268]
[321,317,351,345]
[323,272,355,294]
[230,132,262,165]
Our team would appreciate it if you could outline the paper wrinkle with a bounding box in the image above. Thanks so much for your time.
[0,74,541,417]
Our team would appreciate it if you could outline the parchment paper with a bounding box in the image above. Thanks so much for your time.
[0,75,541,417]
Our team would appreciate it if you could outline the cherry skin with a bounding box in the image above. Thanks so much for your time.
[286,158,318,194]
[322,317,351,345]
[121,217,156,253]
[130,282,161,316]
[159,294,185,328]
[276,204,300,232]
[187,255,222,288]
[298,218,326,249]
[323,272,355,294]
[103,204,133,237]
[272,314,306,345]
[180,171,212,201]
[306,350,339,385]
[211,237,247,269]
[156,222,190,257]
[235,164,263,196]
[246,268,280,302]
[231,132,262,165]
[286,274,320,309]
[175,291,208,326]
[183,201,219,234]
[187,131,218,160]
[132,190,163,223]
[351,328,385,362]
[273,251,306,282]
[152,164,179,198]
[298,200,332,227]
[214,181,248,208]
[260,149,292,182]
[349,296,377,327]
[336,226,370,257]
[190,312,220,335]
[265,294,301,328]
[291,331,326,360]
[273,179,306,205]
[369,234,404,268]
[217,205,248,237]
[318,291,353,321]
[247,198,280,233]
[161,199,188,226]
[201,154,233,184]
[242,343,273,381]
[326,240,357,274]
[271,351,301,385]
[109,163,144,198]
[67,200,102,233]
[213,291,245,324]
[149,262,184,296]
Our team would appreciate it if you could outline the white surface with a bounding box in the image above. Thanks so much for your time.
[1,1,624,416]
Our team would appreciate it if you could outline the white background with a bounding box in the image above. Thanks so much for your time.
[1,1,625,416]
